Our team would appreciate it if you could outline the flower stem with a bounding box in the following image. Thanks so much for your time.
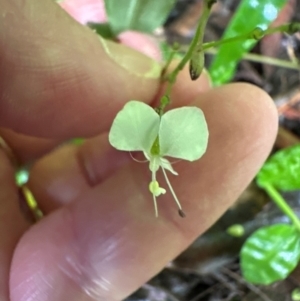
[159,10,299,111]
[262,183,300,232]
[167,0,214,81]
[159,0,215,112]
[161,42,180,78]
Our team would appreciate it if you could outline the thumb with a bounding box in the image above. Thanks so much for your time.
[0,0,161,139]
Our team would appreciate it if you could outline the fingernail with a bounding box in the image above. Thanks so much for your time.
[99,37,162,79]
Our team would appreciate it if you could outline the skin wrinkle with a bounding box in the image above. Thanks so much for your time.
[78,148,102,187]
[11,273,40,301]
[10,208,96,301]
[57,207,124,300]
[58,256,115,301]
[76,135,131,187]
[13,248,63,301]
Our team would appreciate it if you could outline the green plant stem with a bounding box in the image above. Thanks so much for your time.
[159,20,299,111]
[159,0,214,112]
[204,48,299,70]
[263,183,300,232]
[202,22,300,50]
[167,1,213,81]
[161,43,180,79]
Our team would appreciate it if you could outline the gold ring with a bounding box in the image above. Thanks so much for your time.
[0,136,43,222]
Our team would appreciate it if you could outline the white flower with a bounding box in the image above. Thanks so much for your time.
[109,101,209,217]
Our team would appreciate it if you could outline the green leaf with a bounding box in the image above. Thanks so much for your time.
[257,144,300,190]
[292,288,300,301]
[241,224,300,285]
[104,0,176,34]
[87,22,116,40]
[208,0,288,85]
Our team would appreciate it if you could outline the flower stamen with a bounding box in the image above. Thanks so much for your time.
[161,166,185,218]
[149,180,166,217]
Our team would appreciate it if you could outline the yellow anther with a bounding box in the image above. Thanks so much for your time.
[149,181,166,197]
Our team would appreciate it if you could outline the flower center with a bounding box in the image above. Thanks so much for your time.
[150,136,160,156]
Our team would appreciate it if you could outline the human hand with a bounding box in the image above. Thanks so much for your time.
[0,1,277,300]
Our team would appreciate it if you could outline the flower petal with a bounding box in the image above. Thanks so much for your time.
[159,107,208,161]
[109,101,160,152]
[160,158,178,175]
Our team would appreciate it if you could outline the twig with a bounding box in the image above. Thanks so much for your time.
[221,267,274,301]
[143,283,182,301]
[188,283,223,301]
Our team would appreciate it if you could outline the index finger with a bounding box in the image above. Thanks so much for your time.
[0,0,161,139]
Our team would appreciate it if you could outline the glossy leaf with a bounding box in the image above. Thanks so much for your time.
[257,144,300,190]
[241,224,300,285]
[104,0,176,34]
[209,0,288,85]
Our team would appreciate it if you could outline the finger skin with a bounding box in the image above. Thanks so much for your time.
[26,66,212,208]
[27,134,129,212]
[0,128,58,163]
[0,0,160,139]
[10,83,278,301]
[61,0,163,60]
[0,65,211,163]
[0,151,29,301]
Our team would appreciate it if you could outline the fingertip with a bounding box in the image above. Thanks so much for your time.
[208,82,278,150]
[199,82,278,177]
[182,82,278,233]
